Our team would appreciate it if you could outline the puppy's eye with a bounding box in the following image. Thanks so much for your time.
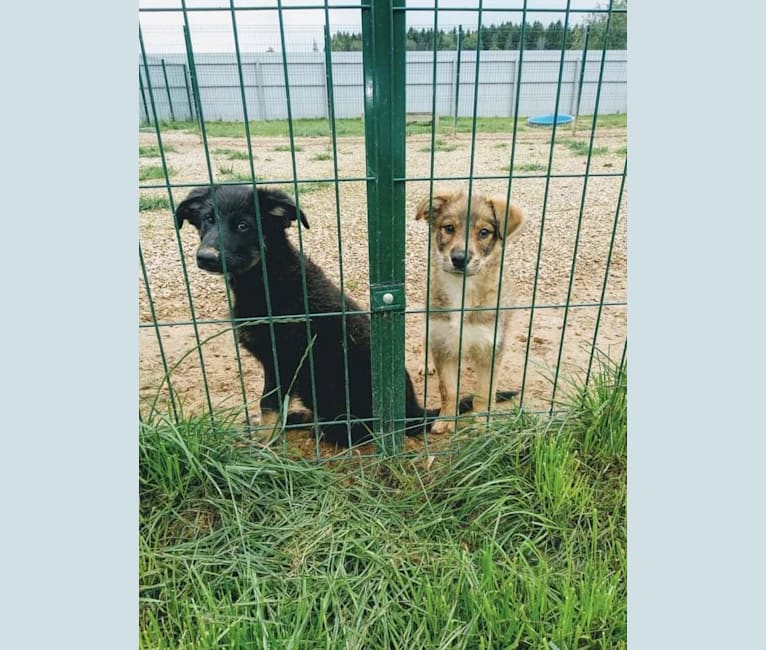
[236,221,250,232]
[442,224,455,234]
[479,228,491,238]
[204,216,215,225]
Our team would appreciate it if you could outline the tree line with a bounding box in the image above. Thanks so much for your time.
[330,3,626,52]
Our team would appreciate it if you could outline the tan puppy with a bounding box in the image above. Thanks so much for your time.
[415,188,526,434]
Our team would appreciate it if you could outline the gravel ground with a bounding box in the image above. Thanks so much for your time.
[139,124,627,457]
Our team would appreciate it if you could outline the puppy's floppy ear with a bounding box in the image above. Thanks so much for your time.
[414,188,461,222]
[175,186,211,229]
[260,188,310,230]
[486,195,526,240]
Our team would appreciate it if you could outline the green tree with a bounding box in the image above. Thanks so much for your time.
[567,24,586,50]
[504,24,520,50]
[545,20,565,50]
[440,28,456,50]
[525,20,545,50]
[329,15,626,54]
[462,30,478,50]
[330,31,364,51]
[584,0,627,49]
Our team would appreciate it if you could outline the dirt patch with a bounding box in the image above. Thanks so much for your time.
[139,125,626,458]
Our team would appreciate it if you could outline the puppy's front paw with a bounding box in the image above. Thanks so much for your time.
[431,419,454,435]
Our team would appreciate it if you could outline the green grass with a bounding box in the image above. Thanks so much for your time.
[212,148,250,160]
[139,144,176,158]
[406,117,526,136]
[273,144,304,152]
[139,165,174,181]
[590,113,626,128]
[217,164,255,183]
[502,162,547,173]
[155,114,626,140]
[311,152,333,161]
[139,194,170,212]
[157,118,363,138]
[418,138,460,153]
[140,360,626,649]
[559,139,610,156]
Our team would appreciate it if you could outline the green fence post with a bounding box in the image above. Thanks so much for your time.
[227,0,288,445]
[138,27,216,422]
[179,4,258,429]
[323,27,333,133]
[519,0,574,410]
[322,16,355,450]
[550,0,616,410]
[585,157,627,387]
[453,25,463,135]
[139,244,179,422]
[571,25,590,136]
[182,26,204,135]
[362,0,407,455]
[183,63,195,121]
[275,0,323,448]
[139,68,151,126]
[160,58,176,122]
[419,0,442,449]
[451,0,487,429]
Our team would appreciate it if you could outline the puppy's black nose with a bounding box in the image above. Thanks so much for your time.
[451,251,467,270]
[196,247,221,272]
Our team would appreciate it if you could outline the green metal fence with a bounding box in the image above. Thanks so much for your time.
[139,1,627,458]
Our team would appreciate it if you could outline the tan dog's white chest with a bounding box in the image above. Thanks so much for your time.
[429,318,500,354]
[429,273,505,355]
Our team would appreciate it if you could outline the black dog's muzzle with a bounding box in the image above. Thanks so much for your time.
[196,246,222,273]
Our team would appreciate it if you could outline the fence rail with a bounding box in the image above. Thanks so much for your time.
[139,49,626,123]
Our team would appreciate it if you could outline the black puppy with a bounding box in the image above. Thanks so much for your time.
[176,184,513,446]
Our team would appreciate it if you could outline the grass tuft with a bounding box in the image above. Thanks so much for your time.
[139,165,174,181]
[212,148,250,160]
[502,162,547,173]
[140,362,626,648]
[273,144,304,152]
[418,138,460,153]
[217,164,255,183]
[139,144,176,158]
[139,194,170,212]
[559,139,609,156]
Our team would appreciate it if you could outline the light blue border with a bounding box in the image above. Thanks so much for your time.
[2,2,137,648]
[629,1,766,647]
[4,1,766,647]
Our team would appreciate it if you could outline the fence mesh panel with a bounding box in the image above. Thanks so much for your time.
[139,1,627,458]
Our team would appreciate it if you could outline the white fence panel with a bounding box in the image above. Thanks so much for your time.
[139,50,626,123]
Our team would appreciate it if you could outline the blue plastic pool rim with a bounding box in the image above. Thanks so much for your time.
[527,113,575,126]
